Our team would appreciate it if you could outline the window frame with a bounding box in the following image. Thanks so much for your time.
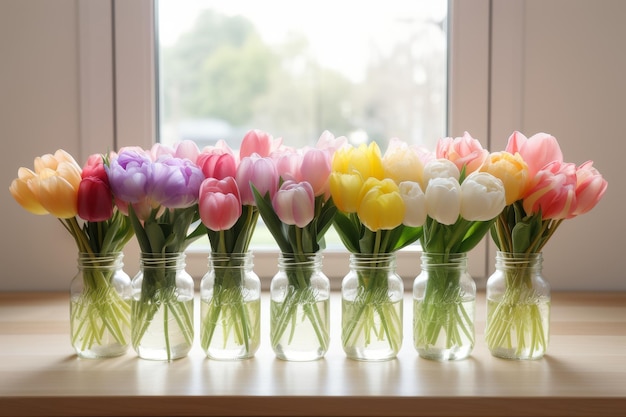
[87,0,492,287]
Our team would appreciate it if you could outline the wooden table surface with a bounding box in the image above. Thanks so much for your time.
[0,291,624,417]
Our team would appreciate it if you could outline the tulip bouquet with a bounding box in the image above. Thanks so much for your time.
[197,130,279,359]
[107,142,205,360]
[482,132,607,359]
[330,139,423,359]
[9,150,134,357]
[253,131,345,360]
[413,133,507,360]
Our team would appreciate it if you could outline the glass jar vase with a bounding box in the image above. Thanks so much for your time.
[485,251,550,360]
[270,252,330,361]
[341,253,403,361]
[200,252,261,360]
[131,252,194,361]
[70,252,131,358]
[413,252,475,361]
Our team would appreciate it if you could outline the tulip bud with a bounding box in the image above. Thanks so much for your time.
[357,178,405,231]
[398,181,426,227]
[77,176,114,222]
[422,159,460,190]
[272,180,315,227]
[425,177,461,225]
[571,161,607,217]
[480,151,529,205]
[460,172,506,221]
[436,131,488,175]
[236,154,279,205]
[198,177,242,231]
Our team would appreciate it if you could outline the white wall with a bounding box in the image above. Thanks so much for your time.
[1,0,623,291]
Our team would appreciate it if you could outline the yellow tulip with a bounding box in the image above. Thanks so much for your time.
[329,172,363,213]
[382,138,424,185]
[332,142,384,179]
[9,150,82,219]
[480,151,529,205]
[9,168,48,215]
[357,178,405,231]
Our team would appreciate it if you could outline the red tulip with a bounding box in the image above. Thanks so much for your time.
[77,176,113,222]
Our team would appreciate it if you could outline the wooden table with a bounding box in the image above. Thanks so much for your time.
[0,292,624,416]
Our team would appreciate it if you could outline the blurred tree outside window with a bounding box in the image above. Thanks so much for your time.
[157,0,448,248]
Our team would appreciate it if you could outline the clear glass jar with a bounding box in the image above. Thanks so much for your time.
[342,253,403,361]
[413,252,475,361]
[200,252,261,360]
[70,252,131,358]
[131,252,194,361]
[270,252,330,361]
[485,251,550,360]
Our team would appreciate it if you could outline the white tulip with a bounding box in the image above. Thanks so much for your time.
[425,177,461,225]
[398,181,427,227]
[422,158,460,190]
[460,172,506,221]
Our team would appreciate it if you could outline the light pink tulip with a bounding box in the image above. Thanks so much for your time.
[571,161,607,216]
[506,131,563,178]
[300,147,332,196]
[198,177,242,231]
[436,131,488,174]
[272,147,302,183]
[315,130,348,153]
[240,129,282,159]
[272,180,315,227]
[174,140,201,163]
[523,161,577,220]
[236,154,279,205]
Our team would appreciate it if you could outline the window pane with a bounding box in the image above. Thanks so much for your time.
[156,0,448,248]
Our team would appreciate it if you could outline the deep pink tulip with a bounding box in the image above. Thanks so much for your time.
[198,177,242,231]
[572,161,608,217]
[197,150,238,180]
[236,154,279,205]
[436,131,488,174]
[240,129,281,158]
[81,154,109,184]
[523,161,577,220]
[77,176,113,222]
[506,131,563,178]
[272,180,315,227]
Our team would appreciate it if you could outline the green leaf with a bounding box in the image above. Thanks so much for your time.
[252,186,292,253]
[128,205,152,253]
[333,212,361,253]
[458,219,495,253]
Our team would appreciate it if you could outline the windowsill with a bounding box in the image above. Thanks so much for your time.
[1,291,625,416]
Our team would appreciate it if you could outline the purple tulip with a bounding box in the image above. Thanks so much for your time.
[107,150,152,203]
[150,157,204,209]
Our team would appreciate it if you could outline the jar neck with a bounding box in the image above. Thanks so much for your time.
[209,252,253,270]
[278,252,322,271]
[349,253,396,271]
[495,251,543,271]
[77,252,124,269]
[139,252,186,271]
[420,252,468,271]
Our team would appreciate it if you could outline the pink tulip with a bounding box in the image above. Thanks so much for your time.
[77,176,113,222]
[315,130,348,153]
[523,161,577,220]
[198,177,242,231]
[240,129,282,158]
[236,154,279,205]
[81,154,108,183]
[506,131,563,178]
[272,180,315,227]
[436,131,488,174]
[197,149,238,180]
[272,147,302,183]
[300,147,332,196]
[173,140,200,163]
[571,161,607,216]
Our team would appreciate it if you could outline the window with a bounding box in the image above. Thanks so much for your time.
[154,0,448,253]
[111,0,490,285]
